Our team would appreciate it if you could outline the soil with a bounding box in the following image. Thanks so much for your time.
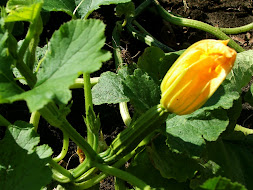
[1,0,253,189]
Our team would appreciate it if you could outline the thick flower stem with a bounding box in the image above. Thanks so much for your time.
[101,104,169,163]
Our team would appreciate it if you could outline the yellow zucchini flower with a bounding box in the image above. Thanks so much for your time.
[160,39,237,115]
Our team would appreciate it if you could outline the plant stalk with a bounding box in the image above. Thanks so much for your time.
[152,0,245,53]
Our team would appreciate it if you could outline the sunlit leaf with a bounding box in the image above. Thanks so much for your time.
[2,19,111,112]
[5,0,43,23]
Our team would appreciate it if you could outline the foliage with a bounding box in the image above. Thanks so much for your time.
[1,0,253,189]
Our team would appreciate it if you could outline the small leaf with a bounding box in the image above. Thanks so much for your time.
[137,47,183,81]
[123,69,160,113]
[127,148,190,190]
[148,135,199,182]
[92,69,130,105]
[0,121,53,190]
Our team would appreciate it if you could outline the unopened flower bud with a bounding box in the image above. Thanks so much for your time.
[160,39,237,115]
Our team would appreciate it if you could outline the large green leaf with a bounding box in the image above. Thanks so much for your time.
[148,135,199,182]
[166,109,229,156]
[3,19,111,112]
[126,148,190,190]
[5,0,43,23]
[0,121,53,190]
[191,139,253,190]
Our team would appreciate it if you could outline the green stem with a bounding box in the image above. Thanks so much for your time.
[18,25,36,61]
[83,73,93,115]
[73,140,146,188]
[72,158,93,179]
[50,159,74,182]
[39,103,101,163]
[132,20,152,35]
[112,22,124,69]
[112,24,132,128]
[74,167,97,182]
[0,114,11,127]
[25,16,43,70]
[83,73,99,151]
[69,77,99,89]
[152,0,245,53]
[126,22,174,52]
[119,102,131,127]
[219,22,253,34]
[53,131,70,162]
[234,124,253,135]
[29,111,40,132]
[93,162,152,189]
[115,177,127,190]
[15,59,37,87]
[134,0,153,17]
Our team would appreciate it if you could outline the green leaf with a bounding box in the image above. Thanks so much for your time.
[197,176,247,190]
[127,148,191,190]
[43,0,131,18]
[244,84,253,107]
[123,69,160,113]
[5,0,43,23]
[92,67,160,113]
[75,0,131,19]
[115,2,135,18]
[166,109,229,156]
[42,0,76,17]
[0,121,53,190]
[193,139,252,190]
[92,67,130,105]
[148,135,199,182]
[4,19,111,112]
